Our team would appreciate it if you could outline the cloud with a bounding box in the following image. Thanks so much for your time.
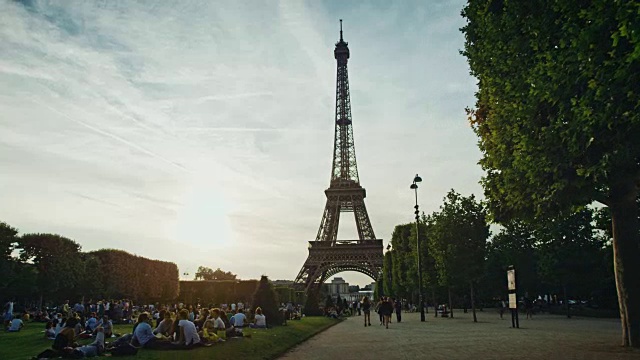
[0,0,482,285]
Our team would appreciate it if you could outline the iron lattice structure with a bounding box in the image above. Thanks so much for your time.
[295,21,383,292]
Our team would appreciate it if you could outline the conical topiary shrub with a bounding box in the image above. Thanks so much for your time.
[251,275,282,326]
[303,290,323,316]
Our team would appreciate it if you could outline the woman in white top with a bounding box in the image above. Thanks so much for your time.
[250,307,267,329]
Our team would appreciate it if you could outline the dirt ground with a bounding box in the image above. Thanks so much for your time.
[280,309,640,360]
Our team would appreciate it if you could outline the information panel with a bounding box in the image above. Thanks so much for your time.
[507,269,516,291]
[509,293,517,309]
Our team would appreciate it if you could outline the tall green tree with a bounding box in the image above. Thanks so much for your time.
[390,224,413,299]
[463,0,640,346]
[535,208,609,317]
[428,190,489,322]
[485,221,539,299]
[373,277,383,300]
[382,251,394,296]
[0,222,19,296]
[414,218,439,312]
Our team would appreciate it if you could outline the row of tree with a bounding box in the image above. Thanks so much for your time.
[0,221,179,305]
[193,266,237,281]
[379,190,616,322]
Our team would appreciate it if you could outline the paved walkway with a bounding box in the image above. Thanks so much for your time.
[280,310,640,360]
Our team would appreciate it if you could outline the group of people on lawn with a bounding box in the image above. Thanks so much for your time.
[4,299,268,358]
[133,305,267,350]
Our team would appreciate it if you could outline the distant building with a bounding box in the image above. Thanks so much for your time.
[358,282,376,300]
[326,278,376,302]
[327,277,350,296]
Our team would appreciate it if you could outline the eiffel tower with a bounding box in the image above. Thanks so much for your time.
[295,20,383,292]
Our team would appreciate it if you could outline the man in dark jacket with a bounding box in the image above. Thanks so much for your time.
[394,299,402,323]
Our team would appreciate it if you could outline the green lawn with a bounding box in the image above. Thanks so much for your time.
[0,317,340,360]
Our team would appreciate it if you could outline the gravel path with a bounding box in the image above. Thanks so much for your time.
[280,309,640,360]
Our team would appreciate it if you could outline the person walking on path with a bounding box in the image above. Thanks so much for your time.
[525,298,533,319]
[361,297,371,327]
[394,298,402,323]
[380,297,393,329]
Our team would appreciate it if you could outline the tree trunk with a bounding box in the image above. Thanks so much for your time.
[424,289,428,313]
[470,281,477,323]
[610,181,640,347]
[563,284,570,319]
[448,287,454,318]
[432,289,437,317]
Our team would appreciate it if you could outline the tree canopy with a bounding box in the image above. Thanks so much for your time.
[194,266,237,281]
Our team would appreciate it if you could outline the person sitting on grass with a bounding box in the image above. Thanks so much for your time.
[85,312,98,333]
[208,309,227,342]
[76,321,86,337]
[328,308,338,319]
[221,310,243,339]
[194,308,209,330]
[7,313,24,332]
[99,315,113,338]
[132,312,159,347]
[53,314,66,334]
[175,309,208,347]
[132,312,180,350]
[45,321,56,339]
[56,318,79,349]
[230,308,248,333]
[219,309,235,337]
[68,325,105,358]
[34,318,80,359]
[201,314,221,343]
[249,307,267,329]
[153,311,173,338]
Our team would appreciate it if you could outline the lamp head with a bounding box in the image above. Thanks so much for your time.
[410,183,418,189]
[414,174,422,183]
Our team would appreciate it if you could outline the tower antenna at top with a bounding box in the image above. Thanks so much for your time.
[339,19,343,41]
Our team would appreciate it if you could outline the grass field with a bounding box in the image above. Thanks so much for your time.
[0,317,340,360]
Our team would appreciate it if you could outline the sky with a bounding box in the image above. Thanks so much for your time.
[0,0,482,286]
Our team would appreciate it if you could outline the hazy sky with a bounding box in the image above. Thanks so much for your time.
[0,0,482,286]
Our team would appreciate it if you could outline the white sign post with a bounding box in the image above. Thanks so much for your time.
[507,265,519,328]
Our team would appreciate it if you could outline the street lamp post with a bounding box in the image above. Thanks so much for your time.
[410,174,425,322]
